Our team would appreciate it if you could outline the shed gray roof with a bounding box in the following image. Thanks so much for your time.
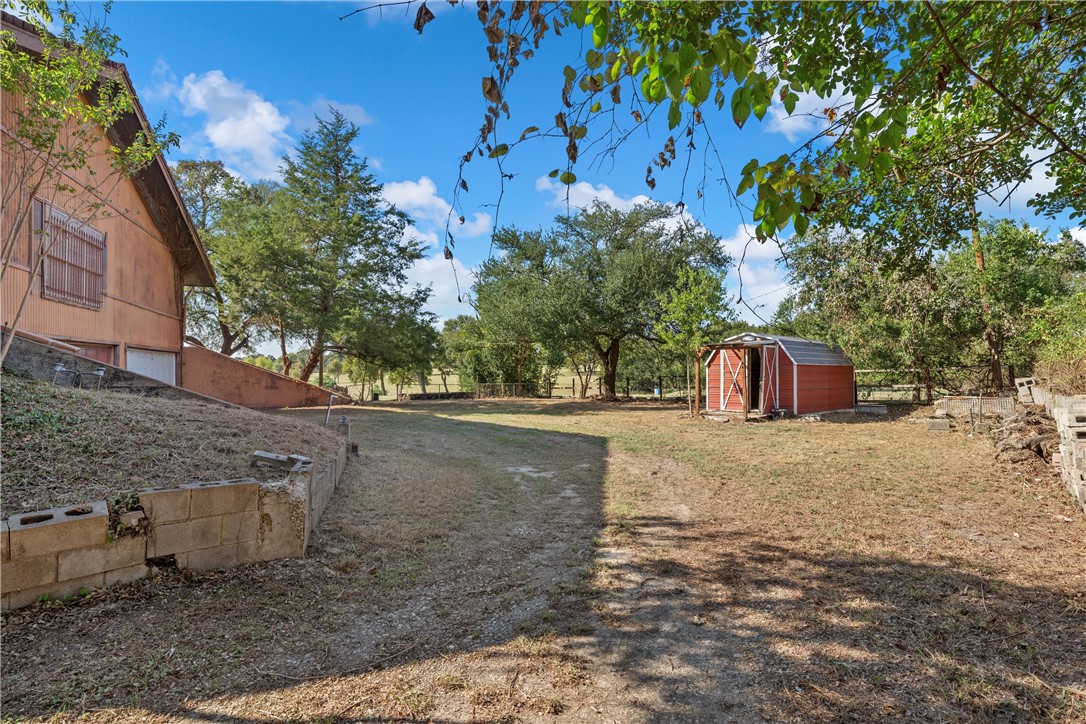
[720,333,853,367]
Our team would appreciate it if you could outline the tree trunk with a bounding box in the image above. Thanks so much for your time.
[593,338,621,400]
[970,199,1002,391]
[418,371,428,393]
[686,358,692,414]
[440,372,449,393]
[985,327,1003,390]
[278,322,292,378]
[298,330,324,382]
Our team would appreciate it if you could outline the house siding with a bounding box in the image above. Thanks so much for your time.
[1,88,184,368]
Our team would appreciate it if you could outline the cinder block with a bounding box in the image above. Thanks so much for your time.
[105,562,149,587]
[184,479,259,518]
[242,503,304,562]
[1,553,58,594]
[150,517,221,557]
[221,511,260,544]
[186,544,239,571]
[139,488,191,524]
[1,519,9,562]
[7,501,109,559]
[924,418,951,432]
[5,572,104,610]
[57,535,145,581]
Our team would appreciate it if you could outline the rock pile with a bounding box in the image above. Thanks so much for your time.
[989,404,1061,464]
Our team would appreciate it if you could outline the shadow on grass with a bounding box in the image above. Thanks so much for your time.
[590,514,1085,722]
[1,403,1080,722]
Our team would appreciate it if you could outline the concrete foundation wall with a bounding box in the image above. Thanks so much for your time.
[1,331,233,406]
[1022,381,1086,516]
[180,345,334,409]
[1,421,351,611]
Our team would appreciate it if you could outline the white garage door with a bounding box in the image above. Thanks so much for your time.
[126,348,177,385]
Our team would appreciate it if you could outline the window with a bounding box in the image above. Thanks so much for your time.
[36,201,107,310]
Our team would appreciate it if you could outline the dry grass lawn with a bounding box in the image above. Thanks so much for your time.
[1,398,1083,722]
[0,375,341,514]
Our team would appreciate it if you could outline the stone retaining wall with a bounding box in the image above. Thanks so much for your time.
[1019,380,1086,516]
[1,424,351,611]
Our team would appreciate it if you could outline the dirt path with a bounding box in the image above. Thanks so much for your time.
[2,400,1083,722]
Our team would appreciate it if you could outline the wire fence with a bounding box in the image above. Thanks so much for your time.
[856,366,1014,403]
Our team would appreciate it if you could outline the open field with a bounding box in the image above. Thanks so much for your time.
[2,399,1083,722]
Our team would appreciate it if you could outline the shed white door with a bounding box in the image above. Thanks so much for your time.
[126,348,177,385]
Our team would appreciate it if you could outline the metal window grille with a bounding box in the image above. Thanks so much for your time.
[39,205,106,310]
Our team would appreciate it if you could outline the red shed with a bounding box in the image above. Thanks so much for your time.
[703,333,855,416]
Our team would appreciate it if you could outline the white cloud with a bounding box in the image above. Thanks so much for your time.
[291,96,373,128]
[401,224,439,248]
[720,223,785,264]
[178,70,292,180]
[535,176,651,211]
[383,176,491,238]
[728,260,790,323]
[404,253,476,323]
[142,57,177,102]
[981,146,1058,216]
[765,89,856,143]
[1068,227,1085,246]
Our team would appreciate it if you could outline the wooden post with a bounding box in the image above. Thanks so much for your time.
[743,348,750,421]
[694,349,703,415]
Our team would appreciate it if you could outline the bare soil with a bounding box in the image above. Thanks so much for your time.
[2,399,1083,722]
[0,375,341,514]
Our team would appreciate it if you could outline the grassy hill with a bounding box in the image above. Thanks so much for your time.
[0,374,341,516]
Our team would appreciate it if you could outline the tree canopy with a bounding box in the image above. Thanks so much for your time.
[403,1,1084,261]
[474,201,730,398]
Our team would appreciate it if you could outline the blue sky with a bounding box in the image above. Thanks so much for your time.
[92,1,1076,343]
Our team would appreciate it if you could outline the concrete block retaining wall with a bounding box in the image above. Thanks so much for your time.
[1020,381,1086,516]
[1,423,351,611]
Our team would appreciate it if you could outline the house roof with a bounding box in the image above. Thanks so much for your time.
[2,12,214,287]
[715,332,854,367]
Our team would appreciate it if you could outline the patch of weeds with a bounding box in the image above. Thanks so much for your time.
[107,491,147,539]
[467,686,504,706]
[539,608,560,622]
[436,672,467,691]
[535,696,565,714]
[366,560,423,587]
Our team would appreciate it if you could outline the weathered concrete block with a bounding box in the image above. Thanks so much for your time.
[250,450,295,470]
[57,535,146,581]
[186,544,239,571]
[221,511,260,544]
[105,562,149,587]
[185,479,259,518]
[924,418,951,432]
[5,572,104,610]
[242,501,305,562]
[1,519,8,562]
[1,553,58,594]
[150,517,221,557]
[7,501,109,559]
[139,488,191,524]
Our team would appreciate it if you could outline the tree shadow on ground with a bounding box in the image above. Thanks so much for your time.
[2,403,1081,722]
[0,406,609,721]
[587,514,1085,721]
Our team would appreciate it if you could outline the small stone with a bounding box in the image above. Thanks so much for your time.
[119,510,145,528]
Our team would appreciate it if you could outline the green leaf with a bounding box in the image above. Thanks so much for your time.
[559,171,578,185]
[773,200,791,229]
[586,49,603,70]
[793,212,810,236]
[519,125,539,141]
[590,101,601,113]
[783,92,798,115]
[548,169,560,178]
[690,67,711,106]
[753,197,768,220]
[488,143,509,158]
[592,17,609,48]
[872,151,892,180]
[736,173,755,196]
[668,100,681,130]
[678,42,697,74]
[731,86,751,127]
[740,158,760,175]
[563,65,577,83]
